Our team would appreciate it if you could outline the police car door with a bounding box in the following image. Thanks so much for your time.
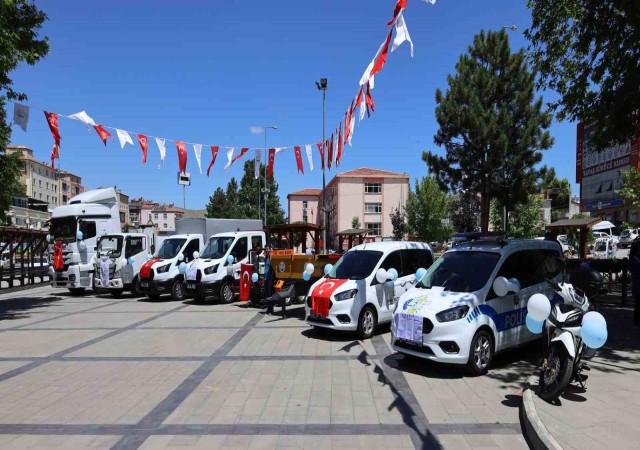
[489,250,532,351]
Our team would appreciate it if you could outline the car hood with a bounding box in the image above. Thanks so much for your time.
[307,277,358,298]
[394,286,480,318]
[188,257,223,270]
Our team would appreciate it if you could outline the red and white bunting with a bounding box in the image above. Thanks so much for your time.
[305,144,314,171]
[155,138,166,168]
[294,146,304,174]
[176,141,188,174]
[137,134,149,164]
[94,125,113,146]
[116,129,133,149]
[207,146,219,176]
[193,144,203,174]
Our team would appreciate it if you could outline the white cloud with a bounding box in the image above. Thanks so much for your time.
[249,126,263,134]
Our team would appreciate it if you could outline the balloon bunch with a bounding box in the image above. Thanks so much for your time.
[375,268,397,284]
[415,267,427,282]
[303,263,315,281]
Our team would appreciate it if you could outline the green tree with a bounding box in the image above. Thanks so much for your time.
[423,29,553,232]
[390,207,407,240]
[0,1,49,222]
[525,0,640,147]
[351,216,361,229]
[205,187,229,218]
[406,177,451,242]
[618,168,640,207]
[490,195,545,238]
[225,178,242,218]
[449,190,479,232]
[236,160,285,225]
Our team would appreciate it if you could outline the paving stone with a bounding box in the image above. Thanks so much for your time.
[0,330,111,357]
[24,312,157,329]
[140,311,254,328]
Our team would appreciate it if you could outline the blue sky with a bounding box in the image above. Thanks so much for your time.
[8,0,577,212]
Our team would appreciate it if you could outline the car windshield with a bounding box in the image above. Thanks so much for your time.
[418,251,501,293]
[49,217,77,242]
[155,238,186,259]
[97,236,123,258]
[621,230,631,237]
[595,240,608,252]
[201,236,235,259]
[328,250,383,280]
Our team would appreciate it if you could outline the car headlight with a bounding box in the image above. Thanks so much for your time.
[436,305,470,322]
[204,264,219,275]
[156,264,171,274]
[114,269,121,278]
[334,289,358,301]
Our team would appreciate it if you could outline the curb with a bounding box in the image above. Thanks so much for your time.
[520,375,563,450]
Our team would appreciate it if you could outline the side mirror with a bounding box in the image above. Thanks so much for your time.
[493,276,521,297]
[177,253,185,262]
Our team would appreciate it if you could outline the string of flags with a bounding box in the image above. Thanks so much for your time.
[9,0,435,181]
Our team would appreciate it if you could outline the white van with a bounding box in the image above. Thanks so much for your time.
[185,231,266,303]
[138,234,204,301]
[305,242,434,339]
[93,233,152,297]
[391,239,563,374]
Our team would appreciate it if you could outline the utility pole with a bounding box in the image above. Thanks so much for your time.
[316,78,328,253]
[262,126,277,227]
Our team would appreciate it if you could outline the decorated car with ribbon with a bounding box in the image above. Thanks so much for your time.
[391,237,564,375]
[305,241,434,339]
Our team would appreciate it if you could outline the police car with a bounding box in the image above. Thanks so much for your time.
[391,238,563,374]
[305,241,434,339]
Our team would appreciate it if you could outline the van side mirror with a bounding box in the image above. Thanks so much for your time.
[493,276,521,297]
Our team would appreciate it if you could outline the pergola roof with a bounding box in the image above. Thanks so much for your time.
[546,218,602,229]
[336,228,371,236]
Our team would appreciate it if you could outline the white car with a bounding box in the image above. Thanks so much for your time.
[138,234,204,301]
[618,229,639,248]
[305,241,434,339]
[391,239,563,374]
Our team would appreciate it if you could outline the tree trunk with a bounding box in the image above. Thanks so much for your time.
[480,193,490,232]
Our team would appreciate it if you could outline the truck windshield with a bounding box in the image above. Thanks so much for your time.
[418,251,501,293]
[328,250,383,280]
[155,238,186,259]
[201,236,235,259]
[97,236,123,258]
[49,217,77,242]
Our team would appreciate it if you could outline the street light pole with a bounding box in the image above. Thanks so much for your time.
[316,78,327,253]
[263,125,277,227]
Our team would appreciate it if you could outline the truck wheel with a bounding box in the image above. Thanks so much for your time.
[357,305,377,340]
[130,278,140,297]
[110,289,124,298]
[466,330,494,376]
[219,280,234,304]
[68,288,86,296]
[171,280,186,301]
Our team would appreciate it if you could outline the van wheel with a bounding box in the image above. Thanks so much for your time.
[130,277,140,297]
[357,306,377,340]
[466,330,494,375]
[171,280,186,301]
[110,289,123,298]
[219,280,234,304]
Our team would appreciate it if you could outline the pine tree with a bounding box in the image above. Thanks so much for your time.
[423,29,553,232]
[449,190,479,233]
[205,187,229,218]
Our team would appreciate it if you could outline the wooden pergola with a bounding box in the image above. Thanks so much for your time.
[335,228,372,251]
[546,217,602,260]
[265,223,324,254]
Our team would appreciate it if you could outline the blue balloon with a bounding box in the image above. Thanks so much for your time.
[76,230,84,240]
[415,267,427,281]
[128,257,135,265]
[227,255,234,264]
[251,273,259,283]
[303,271,311,281]
[388,268,398,281]
[178,262,187,274]
[526,314,544,334]
[324,264,333,275]
[581,319,608,349]
[145,254,152,261]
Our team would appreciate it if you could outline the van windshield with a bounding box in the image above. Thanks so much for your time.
[418,251,501,293]
[49,217,77,242]
[328,250,383,280]
[97,236,123,258]
[155,238,186,259]
[201,236,235,259]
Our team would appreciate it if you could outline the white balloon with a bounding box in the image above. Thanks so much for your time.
[528,293,551,321]
[493,277,510,297]
[193,251,200,260]
[305,263,315,274]
[583,311,606,327]
[376,268,388,284]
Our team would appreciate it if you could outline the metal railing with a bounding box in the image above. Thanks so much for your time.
[0,226,50,290]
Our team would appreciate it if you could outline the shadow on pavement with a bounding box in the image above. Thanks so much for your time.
[0,295,65,321]
[590,306,640,373]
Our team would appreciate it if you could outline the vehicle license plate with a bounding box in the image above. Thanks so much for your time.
[187,283,196,290]
[140,281,149,288]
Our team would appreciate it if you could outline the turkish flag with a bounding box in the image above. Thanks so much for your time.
[240,263,253,301]
[229,147,249,167]
[371,30,393,78]
[294,146,304,174]
[366,82,375,113]
[268,148,276,178]
[387,0,407,26]
[137,134,149,164]
[93,125,112,146]
[327,134,334,169]
[176,140,188,174]
[44,111,61,145]
[336,124,343,166]
[207,146,220,176]
[344,106,352,144]
[50,143,60,169]
[139,258,163,279]
[311,278,349,317]
[316,142,324,170]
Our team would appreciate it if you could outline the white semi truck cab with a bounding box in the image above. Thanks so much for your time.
[93,233,153,297]
[49,188,121,295]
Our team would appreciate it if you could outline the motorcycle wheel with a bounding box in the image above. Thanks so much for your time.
[538,344,574,401]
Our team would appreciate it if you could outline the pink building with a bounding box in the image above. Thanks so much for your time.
[288,168,410,250]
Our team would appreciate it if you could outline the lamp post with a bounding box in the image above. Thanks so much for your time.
[262,125,277,227]
[315,78,327,253]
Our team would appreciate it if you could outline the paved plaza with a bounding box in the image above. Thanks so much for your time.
[0,286,538,449]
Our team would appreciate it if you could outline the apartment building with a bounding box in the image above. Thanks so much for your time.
[140,203,184,235]
[288,168,410,250]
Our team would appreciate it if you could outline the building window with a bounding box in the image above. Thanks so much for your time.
[39,193,42,200]
[163,213,167,219]
[63,183,68,192]
[365,203,382,214]
[364,183,382,194]
[46,195,49,202]
[163,223,167,229]
[154,214,158,219]
[302,200,308,211]
[366,222,382,236]
[46,182,49,189]
[39,180,42,187]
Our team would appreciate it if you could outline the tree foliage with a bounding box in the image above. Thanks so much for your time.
[491,195,545,239]
[449,190,479,232]
[0,1,49,222]
[205,160,285,225]
[351,216,361,229]
[618,168,640,207]
[525,0,640,147]
[406,177,451,243]
[423,29,553,232]
[390,207,407,241]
